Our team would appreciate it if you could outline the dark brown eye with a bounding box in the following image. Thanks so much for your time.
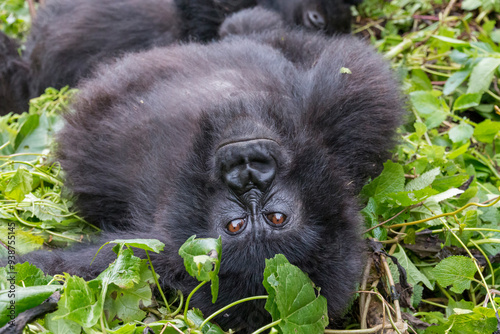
[227,218,245,233]
[267,213,286,225]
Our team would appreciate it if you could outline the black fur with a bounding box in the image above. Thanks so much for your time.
[0,0,360,114]
[17,21,404,332]
[0,31,29,115]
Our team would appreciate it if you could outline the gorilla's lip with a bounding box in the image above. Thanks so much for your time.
[216,138,280,150]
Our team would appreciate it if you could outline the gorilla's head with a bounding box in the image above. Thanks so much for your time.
[259,0,363,33]
[156,95,364,331]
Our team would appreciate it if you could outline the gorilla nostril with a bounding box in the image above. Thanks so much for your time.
[216,139,278,195]
[306,10,326,29]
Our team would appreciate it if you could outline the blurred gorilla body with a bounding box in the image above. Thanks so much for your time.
[0,32,29,115]
[19,14,404,332]
[0,0,361,115]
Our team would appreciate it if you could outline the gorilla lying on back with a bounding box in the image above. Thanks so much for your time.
[20,10,403,332]
[0,0,361,115]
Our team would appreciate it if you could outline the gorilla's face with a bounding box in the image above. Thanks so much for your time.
[259,0,355,33]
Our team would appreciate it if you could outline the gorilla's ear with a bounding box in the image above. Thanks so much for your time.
[219,7,284,39]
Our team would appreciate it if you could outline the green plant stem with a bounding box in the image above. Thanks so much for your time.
[199,295,268,330]
[467,238,500,246]
[384,38,413,60]
[421,299,447,309]
[431,227,500,234]
[184,280,208,324]
[437,283,453,301]
[251,319,282,334]
[388,195,500,229]
[145,250,170,314]
[169,290,184,317]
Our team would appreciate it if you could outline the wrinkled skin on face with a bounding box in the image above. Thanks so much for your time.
[14,14,403,333]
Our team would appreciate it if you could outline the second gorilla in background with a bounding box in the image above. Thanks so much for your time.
[0,0,361,115]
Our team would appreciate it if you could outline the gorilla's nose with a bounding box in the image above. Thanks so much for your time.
[306,10,326,29]
[216,139,277,195]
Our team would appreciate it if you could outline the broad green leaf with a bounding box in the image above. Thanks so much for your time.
[54,274,103,328]
[431,256,477,294]
[443,69,471,95]
[405,167,440,191]
[410,91,442,116]
[362,161,405,199]
[411,69,432,91]
[178,236,221,303]
[432,174,469,192]
[474,119,500,143]
[104,261,154,323]
[263,254,328,334]
[381,188,438,208]
[425,306,498,334]
[453,93,481,111]
[427,188,464,203]
[392,245,433,289]
[448,122,474,143]
[96,248,142,289]
[45,306,81,334]
[4,167,33,202]
[461,0,483,10]
[10,262,53,287]
[0,285,60,327]
[467,58,500,94]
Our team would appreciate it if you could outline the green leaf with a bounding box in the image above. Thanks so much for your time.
[0,285,60,327]
[443,69,471,95]
[414,122,427,138]
[405,167,440,191]
[4,167,33,202]
[104,261,154,323]
[410,91,442,116]
[105,239,165,253]
[96,247,142,289]
[431,256,477,294]
[362,161,405,199]
[263,254,329,334]
[53,274,103,328]
[381,188,438,208]
[10,262,53,287]
[178,236,222,303]
[453,93,481,111]
[467,58,500,94]
[392,245,433,289]
[461,0,483,10]
[474,119,500,143]
[431,35,469,46]
[448,122,474,144]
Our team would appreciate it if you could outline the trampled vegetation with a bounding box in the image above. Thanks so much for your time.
[1,0,500,333]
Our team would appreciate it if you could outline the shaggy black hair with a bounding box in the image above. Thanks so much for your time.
[0,0,361,115]
[0,31,29,116]
[18,16,404,332]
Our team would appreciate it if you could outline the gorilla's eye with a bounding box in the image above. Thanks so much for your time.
[267,213,286,225]
[227,218,245,234]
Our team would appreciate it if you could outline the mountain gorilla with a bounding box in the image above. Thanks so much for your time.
[0,0,361,115]
[16,9,404,332]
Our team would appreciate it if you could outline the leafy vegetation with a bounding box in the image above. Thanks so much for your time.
[1,0,500,333]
